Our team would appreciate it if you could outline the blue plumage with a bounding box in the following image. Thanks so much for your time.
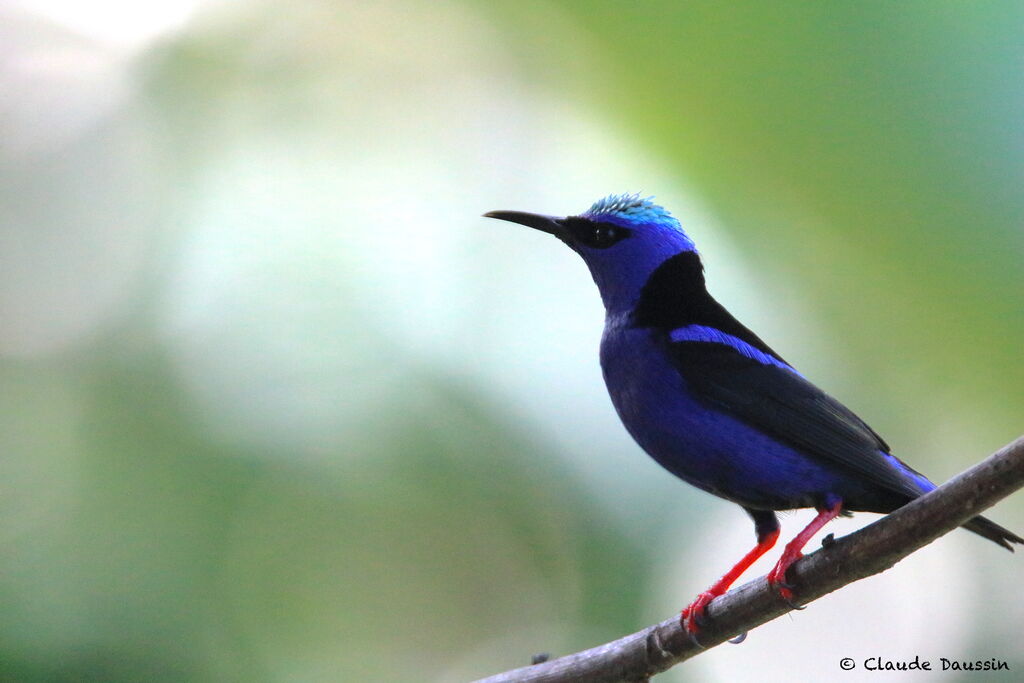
[583,193,688,235]
[484,195,1022,633]
[599,319,869,510]
[668,325,799,374]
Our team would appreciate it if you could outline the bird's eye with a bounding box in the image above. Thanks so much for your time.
[592,225,617,246]
[562,217,630,248]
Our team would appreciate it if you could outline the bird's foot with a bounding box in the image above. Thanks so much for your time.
[767,551,805,608]
[680,590,718,635]
[681,592,749,646]
[766,500,842,609]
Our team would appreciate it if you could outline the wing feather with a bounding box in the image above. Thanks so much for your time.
[666,339,922,499]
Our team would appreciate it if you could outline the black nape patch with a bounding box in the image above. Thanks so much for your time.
[631,251,781,358]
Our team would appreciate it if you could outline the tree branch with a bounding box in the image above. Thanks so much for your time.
[476,435,1024,683]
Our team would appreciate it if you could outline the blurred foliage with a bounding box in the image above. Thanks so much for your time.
[1,1,1021,681]
[485,0,1024,432]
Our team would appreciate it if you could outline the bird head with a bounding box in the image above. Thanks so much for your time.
[485,194,698,314]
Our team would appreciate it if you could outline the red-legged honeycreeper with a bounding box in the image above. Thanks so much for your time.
[484,194,1022,635]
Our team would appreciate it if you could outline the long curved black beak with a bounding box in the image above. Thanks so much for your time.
[483,210,567,238]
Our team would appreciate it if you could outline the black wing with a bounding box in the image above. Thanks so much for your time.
[666,338,924,501]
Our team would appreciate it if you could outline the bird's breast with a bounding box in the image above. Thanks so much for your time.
[599,320,699,451]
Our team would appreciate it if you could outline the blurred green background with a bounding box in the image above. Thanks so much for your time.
[2,1,1022,681]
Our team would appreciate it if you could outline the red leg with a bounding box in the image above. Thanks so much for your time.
[681,527,780,634]
[767,499,843,601]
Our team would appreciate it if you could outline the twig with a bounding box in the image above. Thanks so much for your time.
[476,435,1024,683]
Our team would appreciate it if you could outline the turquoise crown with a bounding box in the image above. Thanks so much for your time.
[582,193,680,229]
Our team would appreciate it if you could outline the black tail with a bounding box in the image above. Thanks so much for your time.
[962,515,1024,551]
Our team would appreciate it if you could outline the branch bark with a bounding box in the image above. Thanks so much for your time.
[476,435,1024,683]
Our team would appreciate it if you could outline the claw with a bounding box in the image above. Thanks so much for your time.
[680,591,715,635]
[779,589,806,610]
[767,561,803,605]
[685,626,706,650]
[728,631,748,645]
[767,572,806,608]
[767,558,799,595]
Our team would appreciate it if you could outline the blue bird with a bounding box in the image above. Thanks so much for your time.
[484,194,1022,634]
